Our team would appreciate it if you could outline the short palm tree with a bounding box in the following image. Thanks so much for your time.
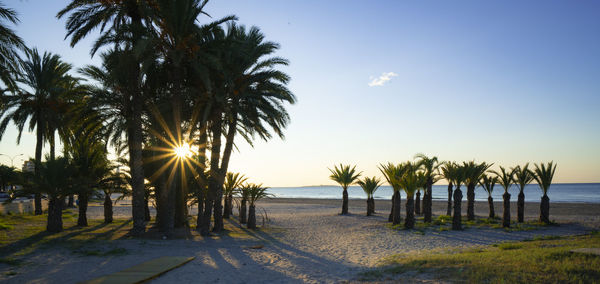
[244,183,271,229]
[512,163,535,223]
[397,162,420,229]
[452,165,466,230]
[440,162,458,216]
[414,171,427,216]
[329,164,361,215]
[415,154,439,223]
[493,166,515,228]
[463,161,492,221]
[223,172,247,219]
[379,163,405,224]
[357,176,381,216]
[238,184,250,224]
[533,161,557,224]
[479,174,498,218]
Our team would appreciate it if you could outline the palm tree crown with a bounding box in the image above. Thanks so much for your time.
[512,163,535,192]
[533,161,557,195]
[329,164,361,190]
[357,176,381,199]
[493,166,515,193]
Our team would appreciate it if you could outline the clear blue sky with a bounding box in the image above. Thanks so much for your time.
[1,0,599,186]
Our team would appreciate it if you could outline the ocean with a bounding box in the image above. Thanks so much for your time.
[267,183,600,203]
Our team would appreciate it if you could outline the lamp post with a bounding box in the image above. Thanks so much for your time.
[0,153,24,168]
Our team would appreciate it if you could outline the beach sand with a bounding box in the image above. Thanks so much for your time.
[1,199,598,283]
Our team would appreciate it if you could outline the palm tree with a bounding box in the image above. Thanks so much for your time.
[223,172,247,219]
[379,163,404,225]
[0,49,75,215]
[512,163,535,223]
[0,164,16,192]
[243,183,270,229]
[479,174,497,218]
[533,162,557,224]
[415,187,421,215]
[25,157,74,232]
[329,164,361,215]
[58,0,154,236]
[357,176,381,216]
[493,166,515,228]
[0,2,25,89]
[463,161,492,221]
[238,184,250,224]
[440,162,457,216]
[398,162,420,229]
[415,154,439,223]
[452,164,466,230]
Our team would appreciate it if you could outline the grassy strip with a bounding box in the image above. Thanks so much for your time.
[387,215,552,233]
[360,232,600,283]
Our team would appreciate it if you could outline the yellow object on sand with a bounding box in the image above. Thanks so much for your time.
[81,256,195,284]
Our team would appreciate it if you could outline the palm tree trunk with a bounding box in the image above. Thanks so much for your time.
[247,204,256,229]
[488,196,495,218]
[389,191,396,222]
[34,120,43,215]
[517,190,525,223]
[47,196,63,233]
[502,192,511,228]
[452,187,462,230]
[67,195,74,208]
[366,198,371,216]
[540,194,550,224]
[77,193,88,226]
[127,106,146,236]
[240,197,247,224]
[223,194,231,219]
[104,193,113,223]
[341,188,349,215]
[371,197,375,214]
[424,182,433,223]
[467,183,475,221]
[415,190,421,215]
[405,197,415,229]
[196,191,204,229]
[156,175,168,231]
[144,196,151,221]
[446,183,453,216]
[392,190,402,225]
[206,118,223,235]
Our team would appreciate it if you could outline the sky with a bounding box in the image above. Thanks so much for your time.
[0,0,599,186]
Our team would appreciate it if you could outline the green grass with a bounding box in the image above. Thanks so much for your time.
[360,233,600,283]
[386,215,549,233]
[0,209,133,261]
[0,222,13,230]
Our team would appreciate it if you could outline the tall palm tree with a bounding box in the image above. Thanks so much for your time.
[452,164,466,230]
[479,174,497,218]
[223,172,247,219]
[379,163,404,225]
[512,163,535,223]
[58,0,155,236]
[533,161,557,224]
[415,154,439,223]
[0,2,25,90]
[440,162,457,216]
[357,176,381,216]
[493,166,515,228]
[329,164,361,215]
[463,161,492,221]
[0,49,74,215]
[244,183,270,229]
[398,162,420,229]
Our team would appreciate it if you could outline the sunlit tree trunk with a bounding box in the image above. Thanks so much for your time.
[424,180,433,223]
[34,118,43,215]
[392,190,401,225]
[452,187,462,230]
[488,196,495,218]
[446,183,453,216]
[247,204,256,229]
[405,197,415,229]
[467,183,475,221]
[517,190,525,223]
[540,194,550,224]
[502,192,511,228]
[341,187,349,215]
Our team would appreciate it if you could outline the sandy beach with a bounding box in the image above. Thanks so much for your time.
[1,198,598,283]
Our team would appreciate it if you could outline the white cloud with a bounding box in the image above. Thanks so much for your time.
[368,72,398,87]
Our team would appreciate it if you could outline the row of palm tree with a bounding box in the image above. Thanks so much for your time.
[0,1,294,236]
[329,155,557,230]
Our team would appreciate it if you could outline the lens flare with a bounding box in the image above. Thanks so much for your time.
[173,143,192,159]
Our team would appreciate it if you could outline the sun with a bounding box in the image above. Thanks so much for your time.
[173,143,193,159]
